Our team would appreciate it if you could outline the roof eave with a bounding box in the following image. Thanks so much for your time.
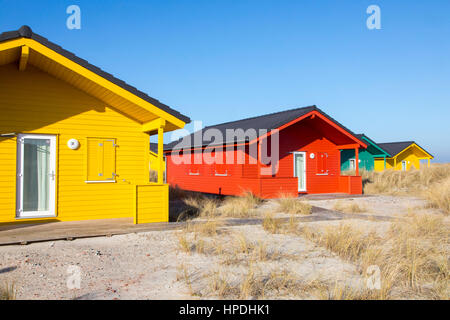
[0,26,191,130]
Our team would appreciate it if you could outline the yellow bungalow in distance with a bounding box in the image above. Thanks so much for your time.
[0,26,190,225]
[374,141,433,171]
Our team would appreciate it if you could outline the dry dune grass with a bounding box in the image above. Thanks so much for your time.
[0,283,16,300]
[182,191,264,219]
[175,210,449,299]
[183,197,219,218]
[176,225,314,299]
[176,219,223,254]
[274,193,312,215]
[362,164,450,215]
[425,176,450,214]
[220,192,263,218]
[206,265,329,299]
[299,214,449,299]
[149,169,158,183]
[205,265,385,300]
[262,213,284,234]
[333,201,367,214]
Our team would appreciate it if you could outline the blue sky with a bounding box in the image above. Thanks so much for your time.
[1,0,449,162]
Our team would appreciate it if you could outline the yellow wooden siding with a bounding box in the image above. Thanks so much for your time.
[394,149,421,171]
[374,145,431,172]
[135,184,169,224]
[0,63,160,223]
[374,159,385,172]
[149,151,165,172]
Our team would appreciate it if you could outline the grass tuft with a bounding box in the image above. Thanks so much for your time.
[262,213,283,234]
[333,201,367,214]
[0,283,16,300]
[362,164,450,215]
[220,192,263,218]
[275,193,312,215]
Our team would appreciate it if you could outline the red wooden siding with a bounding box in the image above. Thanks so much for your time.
[166,114,363,198]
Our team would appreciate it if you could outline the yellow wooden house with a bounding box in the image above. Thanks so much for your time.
[0,26,190,224]
[374,141,433,171]
[150,143,165,172]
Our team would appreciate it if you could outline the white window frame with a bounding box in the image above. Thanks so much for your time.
[16,134,57,219]
[401,160,407,171]
[349,159,356,170]
[293,152,307,192]
[214,170,228,177]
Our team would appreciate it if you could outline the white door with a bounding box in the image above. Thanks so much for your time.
[349,159,356,170]
[293,152,306,192]
[16,134,57,218]
[401,161,407,171]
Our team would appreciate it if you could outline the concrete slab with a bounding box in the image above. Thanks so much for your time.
[299,193,372,201]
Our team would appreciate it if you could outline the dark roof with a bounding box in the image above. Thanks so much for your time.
[150,143,161,154]
[377,141,433,158]
[377,141,414,157]
[165,105,364,150]
[355,134,390,156]
[0,25,190,124]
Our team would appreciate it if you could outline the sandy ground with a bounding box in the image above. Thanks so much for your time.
[0,195,444,300]
[0,222,377,300]
[307,195,443,217]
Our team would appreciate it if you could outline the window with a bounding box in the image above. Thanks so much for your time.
[317,152,328,174]
[213,150,228,176]
[215,163,228,176]
[189,152,201,175]
[86,138,116,182]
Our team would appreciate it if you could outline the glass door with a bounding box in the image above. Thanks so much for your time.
[294,152,306,192]
[16,134,56,218]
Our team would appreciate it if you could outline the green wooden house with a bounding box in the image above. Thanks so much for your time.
[341,134,390,172]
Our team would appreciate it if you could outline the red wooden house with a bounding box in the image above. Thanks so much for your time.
[164,106,367,198]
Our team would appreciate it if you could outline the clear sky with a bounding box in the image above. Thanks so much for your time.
[1,0,449,162]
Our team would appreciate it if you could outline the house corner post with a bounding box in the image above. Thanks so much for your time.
[257,140,261,178]
[158,122,165,184]
[354,148,359,176]
[133,185,138,224]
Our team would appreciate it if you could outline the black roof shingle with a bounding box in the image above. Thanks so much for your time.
[355,134,390,156]
[165,105,364,151]
[377,141,433,158]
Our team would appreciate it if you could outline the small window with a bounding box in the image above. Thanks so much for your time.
[87,138,116,182]
[317,152,328,174]
[189,152,201,175]
[215,163,228,176]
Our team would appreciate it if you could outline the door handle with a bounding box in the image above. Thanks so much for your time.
[48,171,55,181]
